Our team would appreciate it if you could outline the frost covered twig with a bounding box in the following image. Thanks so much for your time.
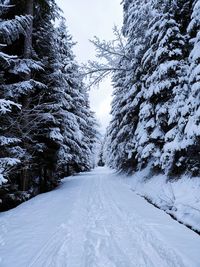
[82,27,130,88]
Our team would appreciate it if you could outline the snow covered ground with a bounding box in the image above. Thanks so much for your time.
[0,167,200,267]
[120,168,200,232]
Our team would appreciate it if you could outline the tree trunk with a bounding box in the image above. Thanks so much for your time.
[24,0,34,60]
[21,0,34,191]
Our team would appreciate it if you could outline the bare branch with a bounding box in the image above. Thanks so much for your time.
[82,27,130,88]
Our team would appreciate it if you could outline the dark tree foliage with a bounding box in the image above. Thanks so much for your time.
[0,0,98,211]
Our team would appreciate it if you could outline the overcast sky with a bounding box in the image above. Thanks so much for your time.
[56,0,123,133]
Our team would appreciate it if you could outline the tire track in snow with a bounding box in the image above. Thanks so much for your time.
[28,179,93,267]
[0,217,7,264]
[100,176,157,267]
[28,223,70,267]
[83,175,133,267]
[83,175,153,267]
[2,168,199,267]
[102,176,186,267]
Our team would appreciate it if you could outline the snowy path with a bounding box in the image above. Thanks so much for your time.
[0,167,200,267]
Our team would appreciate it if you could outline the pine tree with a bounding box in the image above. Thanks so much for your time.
[90,0,198,177]
[54,19,98,176]
[0,2,31,185]
[136,1,187,173]
[158,0,196,176]
[180,0,200,175]
[107,0,154,172]
[0,1,98,210]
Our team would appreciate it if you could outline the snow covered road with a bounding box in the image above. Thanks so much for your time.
[0,167,200,267]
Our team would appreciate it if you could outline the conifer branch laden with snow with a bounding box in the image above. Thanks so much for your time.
[82,27,129,87]
[0,0,99,210]
[101,0,200,177]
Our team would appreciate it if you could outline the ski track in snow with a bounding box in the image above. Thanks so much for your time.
[0,167,200,267]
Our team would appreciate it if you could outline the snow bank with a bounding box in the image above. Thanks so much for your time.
[120,169,200,232]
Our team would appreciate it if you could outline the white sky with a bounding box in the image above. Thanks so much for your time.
[56,0,123,133]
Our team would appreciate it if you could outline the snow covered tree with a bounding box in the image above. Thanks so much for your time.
[90,0,199,177]
[0,1,36,208]
[135,1,187,173]
[175,0,200,176]
[106,0,154,172]
[83,26,130,170]
[44,19,99,178]
[106,56,129,170]
[156,0,199,176]
[0,1,98,210]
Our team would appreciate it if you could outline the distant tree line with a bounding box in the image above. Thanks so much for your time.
[0,0,98,211]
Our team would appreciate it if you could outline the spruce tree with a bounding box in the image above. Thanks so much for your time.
[136,1,187,173]
[0,1,35,207]
[180,0,200,175]
[0,0,98,210]
[107,0,153,172]
[95,0,199,177]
